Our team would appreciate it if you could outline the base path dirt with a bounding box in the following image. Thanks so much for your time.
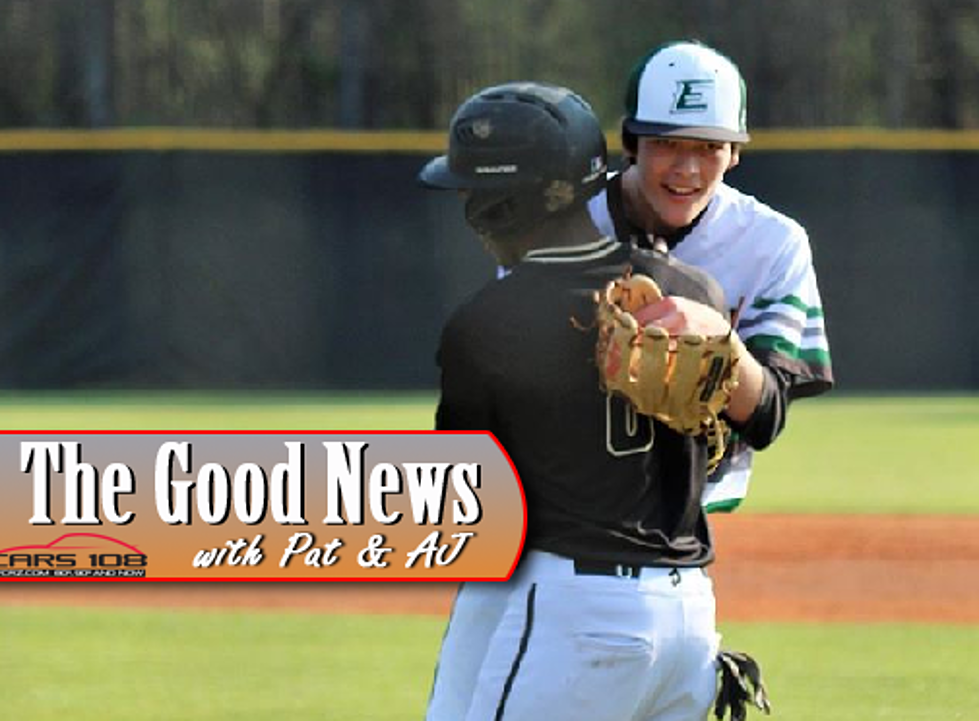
[2,514,977,624]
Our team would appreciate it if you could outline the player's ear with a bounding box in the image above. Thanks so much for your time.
[727,143,741,170]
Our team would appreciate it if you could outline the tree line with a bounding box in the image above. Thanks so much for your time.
[1,0,977,130]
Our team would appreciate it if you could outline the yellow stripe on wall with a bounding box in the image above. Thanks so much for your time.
[0,129,451,153]
[2,127,979,153]
[744,128,979,152]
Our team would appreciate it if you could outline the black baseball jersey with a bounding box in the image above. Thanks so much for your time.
[435,235,727,568]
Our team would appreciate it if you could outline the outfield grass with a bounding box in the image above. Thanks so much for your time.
[1,606,975,721]
[1,391,976,514]
[718,620,979,721]
[747,394,979,514]
[0,606,443,721]
[0,390,439,432]
[1,393,976,719]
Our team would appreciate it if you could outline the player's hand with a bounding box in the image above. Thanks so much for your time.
[636,296,765,425]
[634,296,732,336]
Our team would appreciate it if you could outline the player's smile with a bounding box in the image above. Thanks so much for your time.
[664,183,702,200]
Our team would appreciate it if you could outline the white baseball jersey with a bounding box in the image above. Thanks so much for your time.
[588,179,833,511]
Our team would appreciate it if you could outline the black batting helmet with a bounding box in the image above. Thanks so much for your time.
[419,81,607,237]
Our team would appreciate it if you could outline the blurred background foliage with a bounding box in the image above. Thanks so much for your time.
[2,0,979,131]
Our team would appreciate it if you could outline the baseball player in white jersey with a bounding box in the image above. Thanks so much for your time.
[590,40,833,511]
[425,42,831,721]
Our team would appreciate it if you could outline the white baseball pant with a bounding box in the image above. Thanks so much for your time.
[427,551,719,721]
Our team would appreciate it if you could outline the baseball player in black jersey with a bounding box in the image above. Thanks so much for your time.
[421,82,729,721]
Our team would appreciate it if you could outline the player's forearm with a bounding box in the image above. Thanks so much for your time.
[726,337,766,423]
[725,341,789,451]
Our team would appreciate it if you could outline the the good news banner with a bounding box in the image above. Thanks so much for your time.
[0,432,526,581]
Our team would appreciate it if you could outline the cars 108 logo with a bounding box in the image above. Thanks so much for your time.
[0,533,147,578]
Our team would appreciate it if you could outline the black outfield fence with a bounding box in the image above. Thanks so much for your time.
[1,131,977,391]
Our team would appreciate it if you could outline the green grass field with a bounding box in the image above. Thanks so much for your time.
[748,394,979,514]
[0,606,442,721]
[1,392,977,720]
[1,608,976,721]
[2,391,977,513]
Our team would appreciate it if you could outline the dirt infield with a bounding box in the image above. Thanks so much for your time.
[2,514,977,624]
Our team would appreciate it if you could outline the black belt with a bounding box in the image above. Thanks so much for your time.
[573,559,682,584]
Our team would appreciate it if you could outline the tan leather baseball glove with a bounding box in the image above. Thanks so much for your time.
[595,270,741,470]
